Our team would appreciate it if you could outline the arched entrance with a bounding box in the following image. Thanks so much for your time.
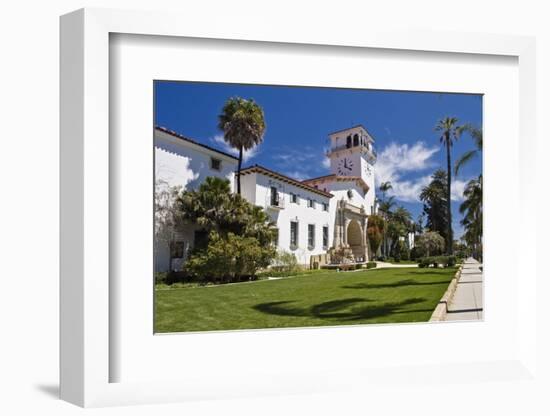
[347,220,366,262]
[347,220,362,246]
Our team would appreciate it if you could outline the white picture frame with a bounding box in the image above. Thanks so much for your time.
[60,8,538,408]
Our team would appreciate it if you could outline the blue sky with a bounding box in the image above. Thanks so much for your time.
[155,81,482,238]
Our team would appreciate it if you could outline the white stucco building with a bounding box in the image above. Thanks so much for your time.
[239,165,333,266]
[154,127,239,271]
[154,124,378,272]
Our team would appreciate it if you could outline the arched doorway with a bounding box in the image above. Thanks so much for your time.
[347,220,362,246]
[347,220,366,262]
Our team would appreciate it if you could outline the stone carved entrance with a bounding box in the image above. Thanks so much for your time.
[347,220,366,262]
[329,199,369,264]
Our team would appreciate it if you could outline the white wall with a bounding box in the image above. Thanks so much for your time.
[155,130,237,191]
[154,130,238,271]
[244,172,332,266]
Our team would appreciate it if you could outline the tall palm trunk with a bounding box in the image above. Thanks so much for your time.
[237,146,243,194]
[445,134,453,255]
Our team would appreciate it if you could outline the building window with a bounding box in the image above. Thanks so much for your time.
[353,134,359,147]
[210,157,222,171]
[170,241,185,259]
[307,198,315,208]
[273,228,279,246]
[323,226,329,249]
[308,224,315,250]
[290,193,298,204]
[270,186,280,207]
[290,221,299,249]
[347,189,353,200]
[322,202,328,211]
[346,135,352,148]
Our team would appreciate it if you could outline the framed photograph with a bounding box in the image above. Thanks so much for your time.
[60,8,537,408]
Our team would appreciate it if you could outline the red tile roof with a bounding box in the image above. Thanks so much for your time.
[155,126,239,161]
[302,174,370,194]
[240,165,334,198]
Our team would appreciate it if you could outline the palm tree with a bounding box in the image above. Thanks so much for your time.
[454,124,482,175]
[377,181,393,257]
[460,175,482,260]
[435,117,463,254]
[378,195,396,257]
[420,169,449,246]
[379,181,393,203]
[218,97,266,194]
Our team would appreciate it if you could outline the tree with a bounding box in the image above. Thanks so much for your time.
[185,232,275,283]
[460,175,483,261]
[420,169,450,244]
[417,231,446,257]
[378,184,395,257]
[435,116,463,254]
[154,179,183,266]
[379,181,393,202]
[218,97,266,194]
[454,124,482,175]
[387,206,412,257]
[176,177,277,282]
[366,214,385,257]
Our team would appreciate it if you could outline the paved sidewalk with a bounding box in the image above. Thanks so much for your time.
[375,261,419,269]
[444,258,483,321]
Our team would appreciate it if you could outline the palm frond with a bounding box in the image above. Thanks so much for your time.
[454,149,478,175]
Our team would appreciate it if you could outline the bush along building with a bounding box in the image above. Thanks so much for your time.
[154,124,378,272]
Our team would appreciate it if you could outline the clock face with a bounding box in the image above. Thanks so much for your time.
[337,157,353,176]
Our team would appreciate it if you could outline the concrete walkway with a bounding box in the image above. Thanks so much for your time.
[375,261,419,269]
[444,258,483,321]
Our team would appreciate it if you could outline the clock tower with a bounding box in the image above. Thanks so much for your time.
[327,125,376,186]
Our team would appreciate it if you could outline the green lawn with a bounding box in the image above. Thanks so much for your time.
[385,260,418,265]
[155,267,456,333]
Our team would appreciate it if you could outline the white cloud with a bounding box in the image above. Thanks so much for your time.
[285,171,310,181]
[210,134,260,162]
[271,146,329,181]
[384,175,432,203]
[375,141,439,185]
[375,141,439,202]
[451,178,467,202]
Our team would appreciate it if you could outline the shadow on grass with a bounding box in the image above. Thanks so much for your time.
[253,297,429,321]
[342,279,451,290]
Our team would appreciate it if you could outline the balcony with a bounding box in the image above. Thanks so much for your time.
[326,143,377,161]
[266,191,285,210]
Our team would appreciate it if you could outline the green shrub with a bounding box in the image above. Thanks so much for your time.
[155,272,168,285]
[366,261,377,269]
[355,263,363,270]
[410,246,422,261]
[445,255,457,267]
[184,231,276,283]
[418,257,431,268]
[165,270,188,284]
[417,255,457,268]
[338,264,355,271]
[271,250,299,273]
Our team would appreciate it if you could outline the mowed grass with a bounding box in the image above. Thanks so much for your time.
[155,267,456,333]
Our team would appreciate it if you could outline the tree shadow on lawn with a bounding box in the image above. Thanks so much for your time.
[342,279,451,290]
[253,297,430,322]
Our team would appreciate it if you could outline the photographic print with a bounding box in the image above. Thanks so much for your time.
[154,81,483,333]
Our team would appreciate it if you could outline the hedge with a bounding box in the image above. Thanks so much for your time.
[418,255,457,268]
[366,261,377,269]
